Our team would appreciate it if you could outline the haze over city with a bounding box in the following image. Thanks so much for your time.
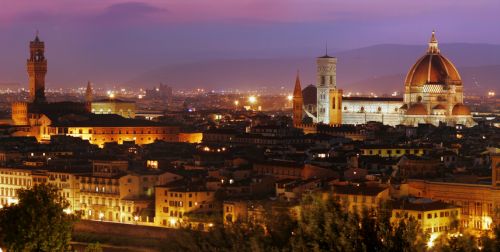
[1,0,500,93]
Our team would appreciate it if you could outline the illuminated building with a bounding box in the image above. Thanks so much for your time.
[91,98,136,119]
[332,184,390,214]
[78,160,181,223]
[0,168,33,207]
[155,181,216,229]
[10,34,182,147]
[46,171,79,213]
[407,153,500,232]
[297,31,476,127]
[390,199,460,235]
[360,145,431,158]
[401,31,475,127]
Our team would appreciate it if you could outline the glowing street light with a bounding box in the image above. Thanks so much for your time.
[248,96,257,104]
[234,100,239,106]
[427,233,439,248]
[287,95,293,101]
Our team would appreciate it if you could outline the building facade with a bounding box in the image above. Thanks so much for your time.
[91,99,136,119]
[295,31,475,127]
[401,31,475,127]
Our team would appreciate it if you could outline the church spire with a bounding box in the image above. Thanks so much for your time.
[427,30,440,54]
[293,70,302,98]
[292,71,303,126]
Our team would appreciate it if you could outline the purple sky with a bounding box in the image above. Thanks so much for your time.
[1,0,500,89]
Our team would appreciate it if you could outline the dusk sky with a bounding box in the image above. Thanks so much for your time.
[1,0,500,89]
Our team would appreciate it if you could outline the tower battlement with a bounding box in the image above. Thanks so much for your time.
[27,33,47,103]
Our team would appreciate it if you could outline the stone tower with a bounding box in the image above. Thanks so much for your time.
[292,71,303,126]
[85,81,93,112]
[329,88,343,125]
[27,32,47,103]
[316,50,337,124]
[85,81,93,103]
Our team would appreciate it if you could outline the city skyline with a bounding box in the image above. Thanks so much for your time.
[0,1,500,93]
[0,2,498,251]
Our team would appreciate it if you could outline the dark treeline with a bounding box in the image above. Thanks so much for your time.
[165,195,500,252]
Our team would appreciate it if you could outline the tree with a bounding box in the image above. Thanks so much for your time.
[0,184,77,252]
[84,242,103,252]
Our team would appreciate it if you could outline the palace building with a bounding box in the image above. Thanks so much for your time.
[10,34,182,147]
[293,31,475,127]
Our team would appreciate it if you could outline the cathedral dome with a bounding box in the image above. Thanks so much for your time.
[452,103,471,116]
[405,31,462,87]
[406,103,428,115]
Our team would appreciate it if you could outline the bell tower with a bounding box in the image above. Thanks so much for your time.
[316,49,337,124]
[27,32,47,103]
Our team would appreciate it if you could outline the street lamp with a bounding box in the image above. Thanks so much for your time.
[287,95,293,101]
[248,96,257,104]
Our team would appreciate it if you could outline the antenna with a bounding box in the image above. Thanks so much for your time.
[325,40,328,56]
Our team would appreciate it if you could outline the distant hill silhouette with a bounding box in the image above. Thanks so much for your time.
[128,43,500,94]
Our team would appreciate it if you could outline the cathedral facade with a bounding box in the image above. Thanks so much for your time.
[293,31,475,128]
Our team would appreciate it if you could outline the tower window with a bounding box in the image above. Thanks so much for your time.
[321,76,325,85]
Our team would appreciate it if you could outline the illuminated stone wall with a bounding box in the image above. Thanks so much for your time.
[91,100,136,118]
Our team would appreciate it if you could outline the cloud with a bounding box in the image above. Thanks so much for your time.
[95,2,168,25]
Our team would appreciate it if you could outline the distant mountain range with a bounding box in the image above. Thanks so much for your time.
[128,43,500,94]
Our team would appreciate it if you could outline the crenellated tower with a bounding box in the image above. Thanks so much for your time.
[292,71,303,126]
[27,32,47,103]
